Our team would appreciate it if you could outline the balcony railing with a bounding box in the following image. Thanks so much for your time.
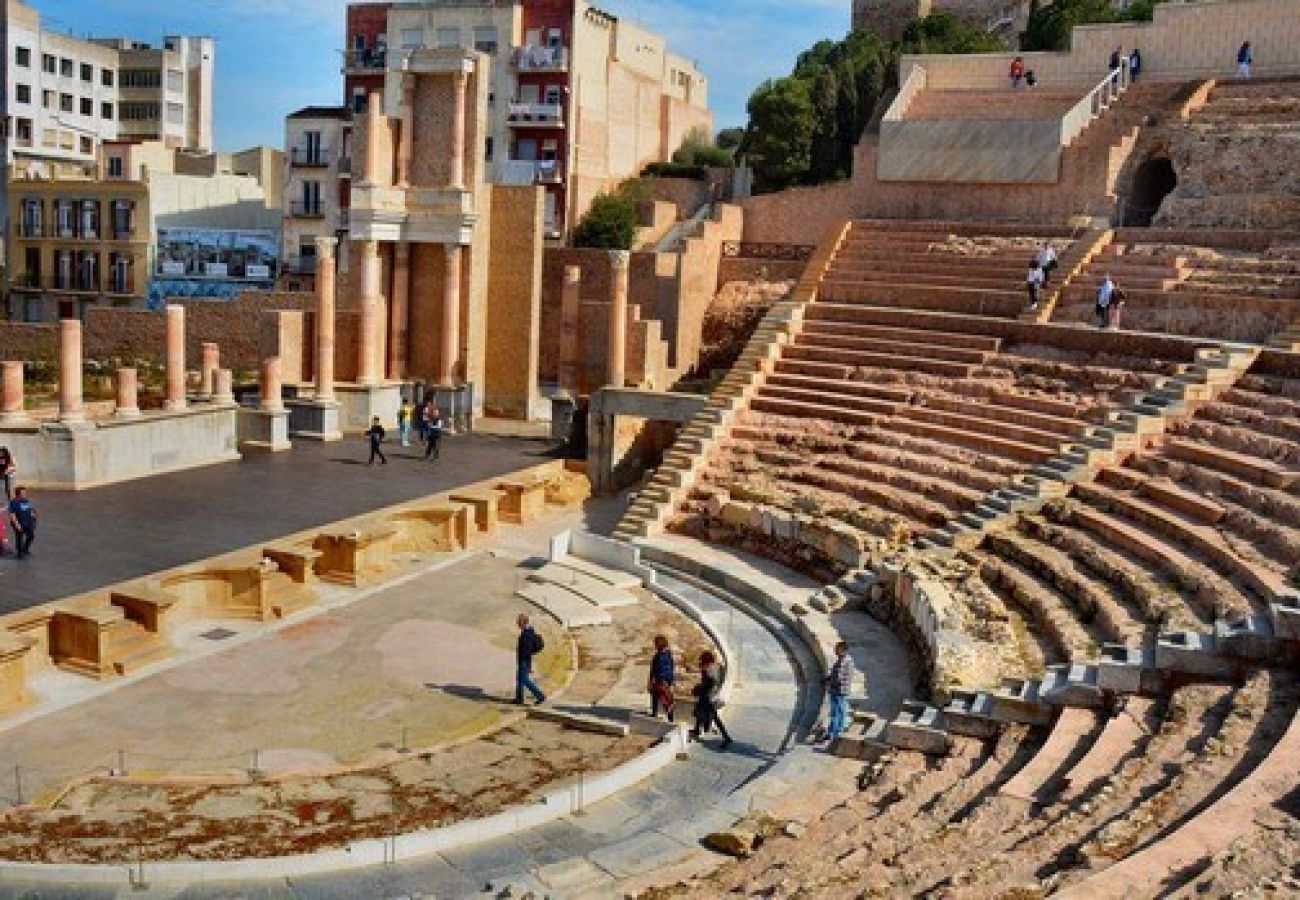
[23,273,111,293]
[343,48,387,72]
[498,159,564,186]
[507,102,564,126]
[513,45,568,72]
[289,201,326,219]
[289,147,331,167]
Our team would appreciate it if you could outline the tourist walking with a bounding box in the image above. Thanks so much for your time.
[423,403,444,461]
[1096,274,1116,329]
[365,416,388,466]
[514,613,547,705]
[1108,286,1128,330]
[1036,242,1059,283]
[398,401,414,447]
[647,635,676,721]
[1026,261,1045,311]
[1129,48,1142,83]
[1025,69,1038,89]
[689,650,732,750]
[823,641,857,746]
[1109,46,1123,74]
[0,447,14,501]
[1236,41,1253,78]
[1009,56,1025,88]
[9,487,37,559]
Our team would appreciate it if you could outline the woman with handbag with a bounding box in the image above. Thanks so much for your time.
[689,650,732,750]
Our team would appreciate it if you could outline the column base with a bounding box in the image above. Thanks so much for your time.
[287,398,343,442]
[335,382,403,433]
[237,408,292,453]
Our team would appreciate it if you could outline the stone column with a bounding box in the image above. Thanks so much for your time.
[449,71,468,190]
[357,239,382,385]
[213,368,234,405]
[390,243,411,380]
[0,361,28,424]
[439,243,462,386]
[200,342,219,399]
[164,303,186,411]
[396,76,416,188]
[363,88,384,185]
[261,357,284,412]
[315,236,338,400]
[607,251,630,389]
[558,265,582,394]
[115,367,141,418]
[59,318,85,424]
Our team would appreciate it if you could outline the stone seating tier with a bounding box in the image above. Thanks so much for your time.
[818,280,1026,317]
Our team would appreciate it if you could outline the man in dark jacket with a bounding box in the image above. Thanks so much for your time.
[647,635,676,721]
[365,416,387,466]
[514,614,546,705]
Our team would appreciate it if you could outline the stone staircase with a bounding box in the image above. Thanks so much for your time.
[920,343,1262,551]
[611,222,854,542]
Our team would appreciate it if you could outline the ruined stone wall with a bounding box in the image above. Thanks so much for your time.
[540,249,616,385]
[1155,128,1300,230]
[717,258,809,283]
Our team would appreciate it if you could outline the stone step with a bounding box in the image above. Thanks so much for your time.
[759,383,900,418]
[796,330,993,365]
[1165,438,1300,489]
[902,406,1070,451]
[750,395,885,428]
[554,555,642,590]
[515,583,613,628]
[782,343,977,379]
[529,563,639,609]
[891,419,1053,464]
[1000,707,1104,802]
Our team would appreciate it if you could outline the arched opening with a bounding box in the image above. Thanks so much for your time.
[1124,157,1178,227]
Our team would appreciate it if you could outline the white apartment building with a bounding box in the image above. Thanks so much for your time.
[281,105,351,277]
[3,0,215,175]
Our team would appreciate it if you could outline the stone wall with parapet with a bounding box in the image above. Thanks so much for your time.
[902,0,1300,89]
[739,181,857,245]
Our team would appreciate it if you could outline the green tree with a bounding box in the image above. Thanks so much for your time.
[744,77,817,191]
[715,127,745,152]
[572,192,638,250]
[1022,0,1116,50]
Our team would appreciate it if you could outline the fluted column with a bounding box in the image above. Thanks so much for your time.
[397,76,416,188]
[164,303,186,411]
[439,243,462,386]
[261,357,284,412]
[607,251,630,389]
[390,243,411,380]
[363,88,384,185]
[357,239,382,385]
[314,236,338,400]
[199,342,219,399]
[449,71,468,190]
[59,318,85,424]
[0,361,28,424]
[558,265,582,394]
[115,367,141,418]
[213,368,234,405]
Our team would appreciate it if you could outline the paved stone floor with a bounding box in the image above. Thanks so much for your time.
[0,434,554,612]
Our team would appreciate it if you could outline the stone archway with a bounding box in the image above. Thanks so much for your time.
[1123,156,1178,226]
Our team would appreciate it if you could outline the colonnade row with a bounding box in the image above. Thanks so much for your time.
[0,307,245,426]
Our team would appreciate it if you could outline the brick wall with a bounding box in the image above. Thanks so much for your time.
[484,186,545,418]
[0,322,58,363]
[718,258,809,283]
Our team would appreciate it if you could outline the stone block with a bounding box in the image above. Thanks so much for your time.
[1269,593,1300,642]
[1155,630,1233,677]
[312,524,399,587]
[0,632,37,716]
[452,489,504,535]
[495,478,548,524]
[1096,643,1152,694]
[1214,616,1281,663]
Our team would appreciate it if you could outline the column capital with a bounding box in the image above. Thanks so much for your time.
[609,249,631,268]
[314,235,339,258]
[443,242,464,261]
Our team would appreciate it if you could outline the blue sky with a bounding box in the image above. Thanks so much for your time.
[29,0,849,151]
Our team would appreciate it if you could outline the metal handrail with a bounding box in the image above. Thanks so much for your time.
[1061,57,1130,146]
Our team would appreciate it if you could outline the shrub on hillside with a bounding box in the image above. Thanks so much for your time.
[572,192,638,249]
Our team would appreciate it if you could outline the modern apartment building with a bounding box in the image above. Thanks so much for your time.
[8,141,282,321]
[281,106,351,279]
[291,0,711,245]
[3,0,215,176]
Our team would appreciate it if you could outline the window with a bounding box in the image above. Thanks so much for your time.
[352,34,366,51]
[166,69,184,93]
[80,136,93,155]
[81,62,93,82]
[42,89,54,109]
[352,88,366,114]
[15,84,31,104]
[42,54,56,74]
[399,28,424,50]
[484,136,494,162]
[473,27,498,53]
[547,28,563,48]
[14,118,32,145]
[80,97,93,116]
[121,69,161,88]
[544,85,562,105]
[113,200,135,237]
[120,101,160,120]
[166,102,184,125]
[102,69,114,87]
[102,102,114,119]
[301,180,321,214]
[15,47,31,68]
[60,93,73,113]
[436,26,461,48]
[60,58,74,78]
[108,156,124,178]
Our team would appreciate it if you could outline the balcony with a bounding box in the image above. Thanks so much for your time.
[337,155,352,177]
[289,201,326,219]
[289,147,331,168]
[497,159,564,186]
[16,222,44,238]
[507,102,565,127]
[343,48,387,73]
[512,45,568,72]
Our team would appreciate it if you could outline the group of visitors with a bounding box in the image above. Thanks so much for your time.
[1108,46,1143,82]
[364,398,445,466]
[1008,56,1038,89]
[1025,241,1059,311]
[1095,273,1127,329]
[0,447,37,560]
